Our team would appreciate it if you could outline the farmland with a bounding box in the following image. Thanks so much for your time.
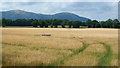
[2,28,118,66]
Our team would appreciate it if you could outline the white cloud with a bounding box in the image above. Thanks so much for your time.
[1,2,74,14]
[0,2,118,21]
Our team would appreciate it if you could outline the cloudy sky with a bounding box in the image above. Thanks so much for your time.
[0,2,118,21]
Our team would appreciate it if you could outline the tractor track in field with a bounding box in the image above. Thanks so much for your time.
[2,42,73,51]
[97,42,112,66]
[2,41,112,66]
[47,42,112,66]
[48,42,89,66]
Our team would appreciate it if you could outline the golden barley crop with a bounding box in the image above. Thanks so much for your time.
[1,28,118,66]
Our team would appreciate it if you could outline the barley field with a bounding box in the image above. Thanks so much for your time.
[2,28,118,66]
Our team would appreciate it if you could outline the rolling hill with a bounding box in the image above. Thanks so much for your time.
[1,10,90,21]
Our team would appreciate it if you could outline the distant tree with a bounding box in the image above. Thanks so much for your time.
[100,21,106,28]
[81,22,86,26]
[78,21,83,28]
[67,21,73,28]
[45,19,52,25]
[95,23,101,28]
[0,19,2,26]
[72,21,80,28]
[57,19,63,25]
[92,20,101,28]
[38,20,45,28]
[61,22,66,28]
[2,18,120,29]
[50,25,53,28]
[2,19,6,27]
[43,20,49,28]
[2,18,12,27]
[86,19,93,28]
[112,19,120,28]
[32,20,38,27]
[105,19,113,28]
[50,19,54,28]
[92,20,99,28]
[52,19,59,28]
[61,19,68,28]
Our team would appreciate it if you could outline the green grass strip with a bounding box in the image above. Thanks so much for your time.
[2,42,26,47]
[98,42,112,66]
[30,46,73,51]
[48,43,89,66]
[2,42,73,51]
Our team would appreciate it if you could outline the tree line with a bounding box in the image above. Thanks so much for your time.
[1,18,120,28]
